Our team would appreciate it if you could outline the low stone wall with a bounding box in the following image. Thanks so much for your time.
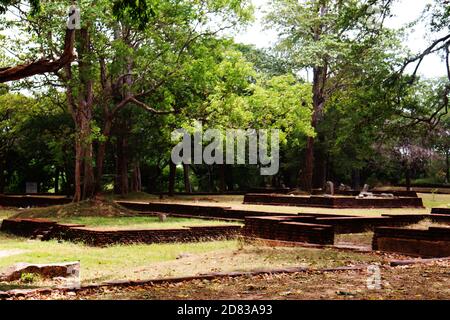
[116,201,295,220]
[117,201,232,217]
[431,208,450,215]
[314,216,422,233]
[334,190,418,197]
[243,193,424,208]
[243,216,334,245]
[0,195,71,207]
[55,225,241,246]
[373,226,450,258]
[242,213,432,245]
[247,188,291,194]
[428,214,450,224]
[0,218,242,246]
[0,218,58,237]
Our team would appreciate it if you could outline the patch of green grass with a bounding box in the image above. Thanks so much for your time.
[57,216,241,230]
[420,193,450,209]
[0,209,16,221]
[0,232,236,284]
[20,272,41,284]
[0,230,385,286]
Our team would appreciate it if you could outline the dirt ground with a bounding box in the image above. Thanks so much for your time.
[9,261,450,300]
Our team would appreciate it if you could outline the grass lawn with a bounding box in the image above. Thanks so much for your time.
[0,231,387,289]
[420,193,450,209]
[57,216,241,230]
[1,208,241,229]
[0,210,16,221]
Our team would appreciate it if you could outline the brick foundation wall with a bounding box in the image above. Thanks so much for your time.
[116,201,295,220]
[0,219,242,246]
[428,214,450,224]
[0,218,58,237]
[0,195,71,207]
[242,214,435,245]
[326,190,418,197]
[431,208,450,215]
[315,217,398,233]
[243,194,424,208]
[242,216,334,245]
[373,226,450,257]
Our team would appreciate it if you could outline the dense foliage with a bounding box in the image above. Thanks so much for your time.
[0,0,448,196]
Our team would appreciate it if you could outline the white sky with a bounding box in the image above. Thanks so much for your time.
[234,0,446,79]
[1,0,446,80]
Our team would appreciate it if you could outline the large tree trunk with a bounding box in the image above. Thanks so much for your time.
[131,161,142,192]
[300,137,315,192]
[225,165,234,191]
[95,117,113,193]
[405,165,411,191]
[115,135,129,196]
[54,168,60,194]
[313,146,326,189]
[81,108,95,200]
[73,137,82,202]
[67,28,95,202]
[168,161,176,196]
[218,164,226,192]
[351,169,361,191]
[299,66,326,193]
[79,28,95,200]
[298,2,328,193]
[446,149,449,184]
[0,161,4,194]
[208,166,215,192]
[183,164,192,193]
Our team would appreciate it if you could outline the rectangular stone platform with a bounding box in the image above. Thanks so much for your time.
[243,216,334,245]
[373,226,450,258]
[431,208,450,215]
[0,218,241,246]
[116,201,296,220]
[242,214,432,245]
[243,194,424,208]
[0,195,71,207]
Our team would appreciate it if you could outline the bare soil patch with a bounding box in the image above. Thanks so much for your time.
[9,261,449,300]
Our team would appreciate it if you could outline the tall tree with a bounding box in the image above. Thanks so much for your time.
[3,0,253,200]
[266,0,395,191]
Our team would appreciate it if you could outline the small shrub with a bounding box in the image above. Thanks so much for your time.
[20,273,40,284]
[430,188,439,201]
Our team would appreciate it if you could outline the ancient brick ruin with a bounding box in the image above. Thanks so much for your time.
[0,218,241,246]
